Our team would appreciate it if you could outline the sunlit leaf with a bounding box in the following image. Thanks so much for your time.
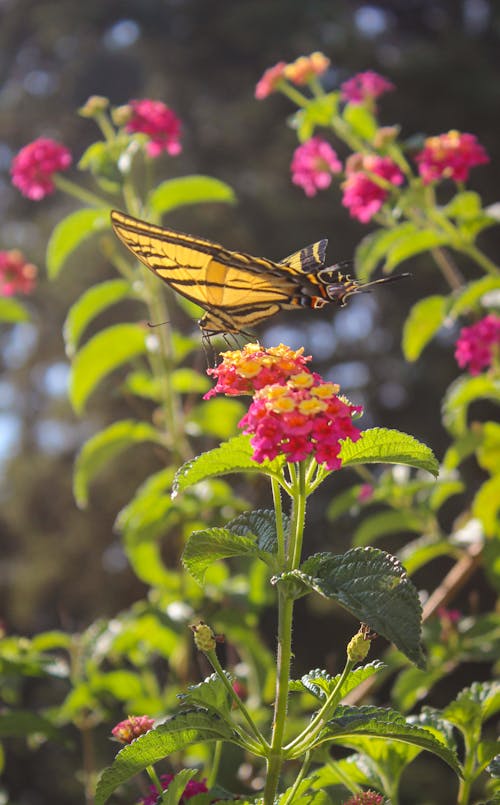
[46,208,111,279]
[149,175,236,214]
[472,475,500,538]
[343,104,377,139]
[448,276,500,318]
[442,375,500,436]
[402,295,449,361]
[64,279,136,355]
[353,510,429,547]
[0,297,29,323]
[339,428,439,476]
[355,223,417,282]
[384,229,450,271]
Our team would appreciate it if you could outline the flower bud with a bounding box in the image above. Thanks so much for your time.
[79,95,109,118]
[190,621,219,653]
[347,624,376,664]
[112,104,133,127]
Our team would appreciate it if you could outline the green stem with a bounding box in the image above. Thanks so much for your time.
[95,111,116,142]
[280,82,311,107]
[461,243,500,276]
[290,462,307,569]
[206,649,268,752]
[208,741,222,788]
[457,731,476,805]
[279,750,312,805]
[53,174,110,208]
[146,765,164,795]
[272,477,286,565]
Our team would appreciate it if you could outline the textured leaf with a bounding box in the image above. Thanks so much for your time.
[290,662,385,702]
[73,420,161,508]
[183,528,262,584]
[0,297,29,323]
[280,547,425,668]
[177,672,233,718]
[444,682,500,735]
[149,175,236,214]
[225,509,287,554]
[402,295,449,361]
[384,229,450,271]
[355,223,417,281]
[340,428,438,476]
[172,434,284,497]
[442,375,500,436]
[64,279,135,355]
[310,704,461,776]
[69,323,147,413]
[46,208,110,279]
[95,710,242,804]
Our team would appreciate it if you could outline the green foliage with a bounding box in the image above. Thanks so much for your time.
[64,279,135,355]
[0,297,29,323]
[402,295,449,361]
[339,428,439,476]
[46,208,111,278]
[148,175,236,214]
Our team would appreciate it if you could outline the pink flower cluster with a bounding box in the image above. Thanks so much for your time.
[340,71,394,105]
[0,250,37,296]
[207,344,362,471]
[111,715,155,744]
[291,137,342,197]
[11,138,72,200]
[141,773,208,805]
[255,52,330,99]
[126,99,182,158]
[454,314,500,375]
[415,130,489,184]
[343,792,384,805]
[342,154,404,223]
[205,343,311,399]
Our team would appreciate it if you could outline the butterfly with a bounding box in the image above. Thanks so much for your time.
[111,209,408,341]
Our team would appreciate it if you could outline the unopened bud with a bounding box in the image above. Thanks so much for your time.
[112,104,133,127]
[190,621,222,653]
[79,95,109,118]
[347,623,376,664]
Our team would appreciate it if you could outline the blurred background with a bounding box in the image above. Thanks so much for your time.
[1,0,499,801]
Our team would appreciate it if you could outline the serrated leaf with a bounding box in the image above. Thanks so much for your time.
[384,229,450,271]
[340,428,438,476]
[46,208,111,279]
[442,375,500,436]
[444,682,500,735]
[281,547,425,667]
[448,276,500,319]
[73,419,161,508]
[95,710,241,805]
[183,528,261,584]
[177,672,232,718]
[149,175,236,214]
[355,224,417,282]
[473,475,500,538]
[226,509,287,554]
[172,434,284,497]
[402,295,449,361]
[63,279,135,355]
[308,704,461,776]
[69,323,147,413]
[291,662,385,702]
[353,510,429,547]
[0,297,29,323]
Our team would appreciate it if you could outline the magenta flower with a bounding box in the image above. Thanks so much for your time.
[111,715,154,744]
[255,61,288,99]
[291,137,342,197]
[11,138,72,200]
[0,250,37,296]
[342,154,404,222]
[340,71,395,105]
[358,483,374,503]
[126,99,182,157]
[415,130,489,184]
[141,773,208,805]
[454,314,500,375]
[343,792,385,805]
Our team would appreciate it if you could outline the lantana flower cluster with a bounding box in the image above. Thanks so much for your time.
[111,715,155,744]
[340,70,395,105]
[291,137,342,197]
[125,98,182,157]
[0,250,37,296]
[255,51,330,99]
[342,153,405,223]
[415,130,489,184]
[207,344,362,471]
[11,138,72,200]
[454,313,500,375]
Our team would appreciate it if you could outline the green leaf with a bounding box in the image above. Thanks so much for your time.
[183,528,261,584]
[46,208,111,279]
[398,535,458,575]
[402,295,449,361]
[443,429,484,469]
[343,103,377,139]
[171,368,211,394]
[291,661,385,702]
[0,297,29,323]
[159,769,198,805]
[73,419,161,508]
[291,93,340,141]
[472,475,500,538]
[448,276,500,319]
[187,398,245,439]
[0,710,60,741]
[355,224,417,282]
[477,422,500,475]
[444,682,500,736]
[226,509,286,554]
[384,229,451,271]
[95,710,243,805]
[442,375,500,436]
[340,428,439,476]
[64,279,135,356]
[309,704,461,776]
[280,547,425,668]
[69,323,147,413]
[122,370,162,402]
[444,191,482,220]
[353,510,429,547]
[172,434,284,497]
[149,175,236,214]
[177,672,233,718]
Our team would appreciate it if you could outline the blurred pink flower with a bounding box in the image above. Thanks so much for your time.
[126,99,182,157]
[0,250,37,296]
[341,71,394,104]
[255,61,287,99]
[11,138,72,200]
[141,773,208,805]
[291,137,342,197]
[284,52,330,85]
[342,154,404,222]
[358,483,374,503]
[454,314,500,375]
[111,715,154,744]
[415,130,489,184]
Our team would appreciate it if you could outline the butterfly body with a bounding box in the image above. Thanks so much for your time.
[110,210,407,338]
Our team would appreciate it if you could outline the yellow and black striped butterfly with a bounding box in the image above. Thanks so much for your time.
[111,210,407,340]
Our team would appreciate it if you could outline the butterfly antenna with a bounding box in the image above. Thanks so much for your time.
[361,272,411,290]
[147,319,171,328]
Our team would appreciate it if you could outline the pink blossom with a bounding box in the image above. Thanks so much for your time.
[415,130,489,184]
[11,138,72,200]
[255,61,288,99]
[341,71,395,104]
[291,137,342,197]
[126,99,182,157]
[342,154,404,223]
[454,314,500,375]
[111,715,154,744]
[0,250,37,296]
[284,52,330,85]
[205,342,311,398]
[141,773,208,805]
[358,483,374,503]
[343,792,384,805]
